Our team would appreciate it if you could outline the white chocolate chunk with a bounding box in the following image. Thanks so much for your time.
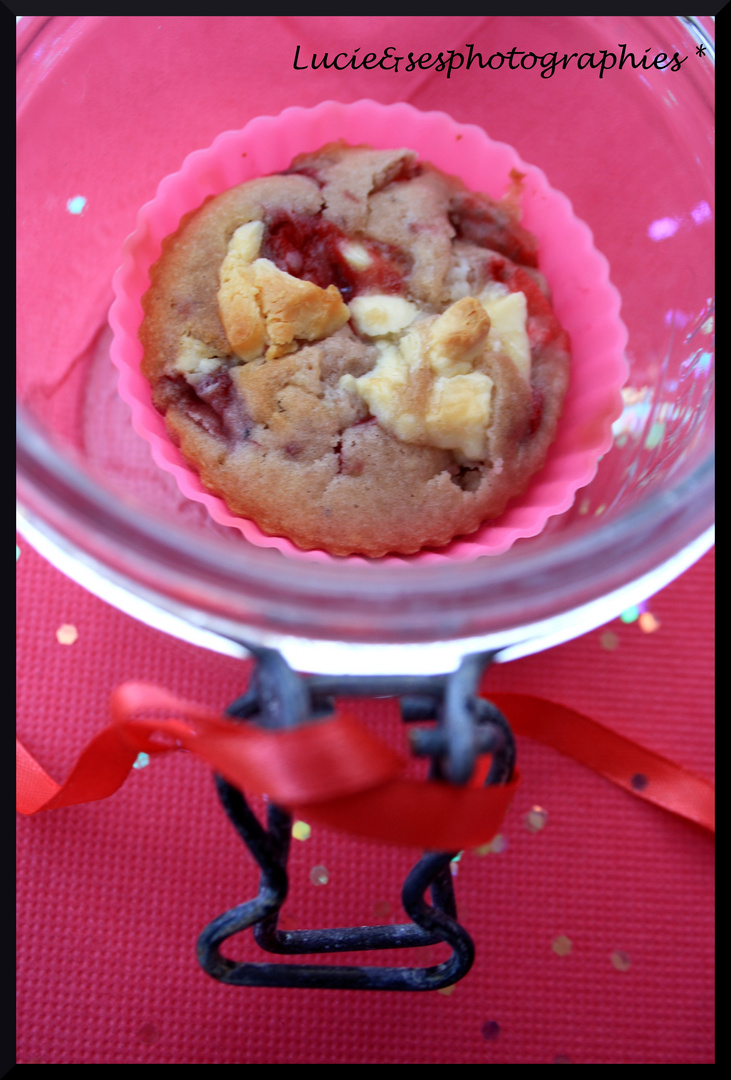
[175,336,223,380]
[228,220,265,265]
[479,287,531,380]
[446,251,474,301]
[344,298,495,460]
[340,241,373,270]
[428,297,491,377]
[344,342,413,443]
[218,228,349,362]
[338,372,359,395]
[218,235,268,361]
[348,294,419,337]
[425,373,494,460]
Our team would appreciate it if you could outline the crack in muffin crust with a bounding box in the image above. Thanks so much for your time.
[140,142,571,556]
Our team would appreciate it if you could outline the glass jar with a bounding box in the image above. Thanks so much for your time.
[16,16,714,674]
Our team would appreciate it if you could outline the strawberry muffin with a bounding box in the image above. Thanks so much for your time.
[140,142,571,556]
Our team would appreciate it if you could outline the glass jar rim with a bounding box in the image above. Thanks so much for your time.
[16,401,715,653]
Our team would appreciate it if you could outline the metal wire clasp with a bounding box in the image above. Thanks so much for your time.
[197,648,515,990]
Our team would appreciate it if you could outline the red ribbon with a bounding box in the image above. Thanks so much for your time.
[16,683,714,848]
[489,694,714,834]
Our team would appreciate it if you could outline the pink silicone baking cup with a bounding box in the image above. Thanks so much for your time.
[110,99,628,564]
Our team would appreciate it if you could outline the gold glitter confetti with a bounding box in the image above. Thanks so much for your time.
[552,935,572,956]
[578,498,591,515]
[136,1022,160,1045]
[638,612,661,633]
[644,421,665,449]
[611,950,632,971]
[291,820,311,841]
[437,984,456,996]
[480,1020,501,1041]
[600,630,619,651]
[525,806,548,832]
[309,865,329,886]
[56,624,78,645]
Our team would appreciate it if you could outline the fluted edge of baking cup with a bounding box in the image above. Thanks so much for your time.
[109,99,628,565]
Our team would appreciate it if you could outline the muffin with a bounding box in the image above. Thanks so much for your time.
[140,141,571,557]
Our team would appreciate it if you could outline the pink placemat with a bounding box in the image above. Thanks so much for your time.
[16,537,714,1064]
[17,15,714,1065]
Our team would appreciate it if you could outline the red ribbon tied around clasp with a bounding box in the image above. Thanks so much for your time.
[16,683,714,848]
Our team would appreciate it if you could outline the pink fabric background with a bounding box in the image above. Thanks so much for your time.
[16,541,714,1064]
[17,16,714,1064]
